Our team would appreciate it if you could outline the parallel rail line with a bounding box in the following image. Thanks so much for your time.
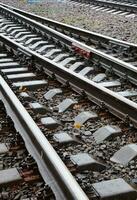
[0,5,136,124]
[2,3,137,61]
[69,0,137,14]
[1,4,137,85]
[0,34,137,200]
[103,0,137,6]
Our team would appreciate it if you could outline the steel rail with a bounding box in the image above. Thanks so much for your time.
[1,3,137,52]
[0,74,88,200]
[71,0,137,13]
[0,5,137,86]
[109,0,137,4]
[95,0,137,12]
[110,0,137,3]
[1,33,137,129]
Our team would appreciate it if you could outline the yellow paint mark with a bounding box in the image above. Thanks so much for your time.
[74,123,82,129]
[19,86,27,92]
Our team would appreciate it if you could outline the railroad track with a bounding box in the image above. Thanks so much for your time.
[0,5,137,121]
[68,0,137,15]
[0,51,87,200]
[0,4,137,200]
[0,101,55,199]
[2,3,137,67]
[0,96,56,199]
[105,0,137,6]
[0,32,137,200]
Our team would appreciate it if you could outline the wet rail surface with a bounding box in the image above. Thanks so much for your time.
[0,4,137,200]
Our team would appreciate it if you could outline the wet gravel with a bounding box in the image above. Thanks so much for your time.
[1,0,137,43]
[17,71,137,198]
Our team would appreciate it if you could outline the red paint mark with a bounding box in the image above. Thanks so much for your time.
[72,44,92,59]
